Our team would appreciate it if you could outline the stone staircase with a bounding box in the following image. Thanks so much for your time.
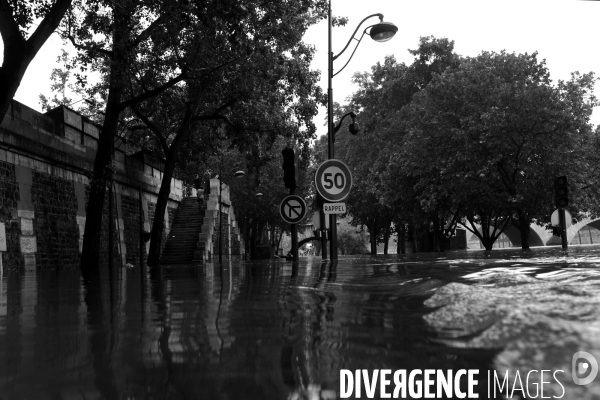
[159,179,246,264]
[160,196,207,264]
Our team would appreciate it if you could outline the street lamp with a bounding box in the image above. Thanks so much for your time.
[218,164,246,263]
[327,1,397,260]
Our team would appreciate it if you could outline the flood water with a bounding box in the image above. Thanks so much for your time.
[1,246,600,399]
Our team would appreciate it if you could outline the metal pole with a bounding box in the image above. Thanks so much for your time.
[327,0,333,160]
[320,209,328,259]
[139,186,144,267]
[219,160,222,263]
[109,183,113,269]
[290,188,299,261]
[327,0,339,260]
[559,208,568,251]
[244,215,248,261]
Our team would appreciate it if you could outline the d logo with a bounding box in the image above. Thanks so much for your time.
[572,351,598,385]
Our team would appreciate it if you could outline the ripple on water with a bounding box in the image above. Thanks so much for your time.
[425,269,600,399]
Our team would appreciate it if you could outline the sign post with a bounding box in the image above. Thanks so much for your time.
[551,208,571,251]
[0,223,6,272]
[280,195,307,261]
[315,159,353,260]
[559,208,568,251]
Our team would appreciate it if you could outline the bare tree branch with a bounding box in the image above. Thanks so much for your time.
[130,106,169,155]
[119,72,187,111]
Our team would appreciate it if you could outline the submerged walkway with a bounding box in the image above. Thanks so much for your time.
[1,246,600,399]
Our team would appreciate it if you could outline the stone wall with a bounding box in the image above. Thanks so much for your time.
[0,161,20,268]
[196,179,244,262]
[0,101,183,270]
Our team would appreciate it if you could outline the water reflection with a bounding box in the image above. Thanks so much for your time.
[1,246,600,398]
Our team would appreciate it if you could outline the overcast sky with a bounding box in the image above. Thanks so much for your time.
[303,0,600,136]
[5,0,600,137]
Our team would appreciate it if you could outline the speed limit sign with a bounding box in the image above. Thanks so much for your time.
[314,159,353,202]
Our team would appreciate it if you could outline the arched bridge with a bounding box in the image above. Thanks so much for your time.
[467,217,600,249]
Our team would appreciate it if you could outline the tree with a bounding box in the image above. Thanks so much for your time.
[336,217,368,255]
[0,0,72,123]
[401,51,599,249]
[337,37,460,252]
[58,0,200,273]
[124,1,325,265]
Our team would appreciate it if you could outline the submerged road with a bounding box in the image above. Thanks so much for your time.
[1,245,600,399]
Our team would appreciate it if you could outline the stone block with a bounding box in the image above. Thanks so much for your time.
[17,210,35,219]
[64,107,82,128]
[20,218,33,235]
[64,125,81,143]
[76,215,86,226]
[33,160,45,173]
[199,233,210,241]
[23,254,36,269]
[84,121,100,139]
[20,236,37,253]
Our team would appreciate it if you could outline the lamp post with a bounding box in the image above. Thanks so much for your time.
[218,161,246,263]
[326,0,397,259]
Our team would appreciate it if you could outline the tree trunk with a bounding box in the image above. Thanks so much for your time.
[369,223,377,255]
[0,46,30,124]
[432,215,441,252]
[481,239,494,251]
[146,108,194,265]
[250,219,256,260]
[398,223,406,254]
[80,76,124,273]
[80,10,128,274]
[146,152,178,265]
[438,217,446,252]
[516,210,531,250]
[383,224,390,255]
[408,222,418,253]
[0,0,72,124]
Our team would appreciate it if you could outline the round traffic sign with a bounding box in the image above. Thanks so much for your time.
[280,195,307,224]
[551,209,573,228]
[314,159,353,202]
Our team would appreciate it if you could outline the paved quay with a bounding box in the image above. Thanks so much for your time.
[1,245,600,399]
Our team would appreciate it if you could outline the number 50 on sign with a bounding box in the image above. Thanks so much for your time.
[314,159,353,202]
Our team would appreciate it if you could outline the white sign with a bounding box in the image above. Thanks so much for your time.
[279,195,307,224]
[0,223,6,252]
[311,212,330,230]
[314,159,353,202]
[551,209,572,228]
[323,203,346,214]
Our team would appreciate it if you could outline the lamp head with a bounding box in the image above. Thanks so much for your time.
[255,192,264,199]
[234,170,246,179]
[369,21,398,42]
